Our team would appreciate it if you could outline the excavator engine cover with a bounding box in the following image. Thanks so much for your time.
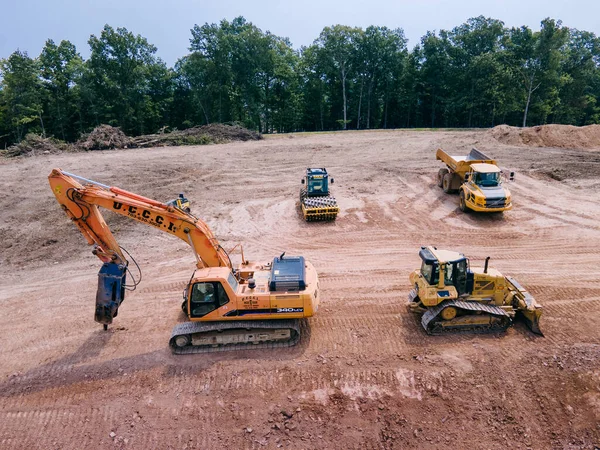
[269,256,306,292]
[95,262,127,324]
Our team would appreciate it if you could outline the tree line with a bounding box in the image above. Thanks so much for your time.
[1,16,599,147]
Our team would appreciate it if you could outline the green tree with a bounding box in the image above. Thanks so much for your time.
[505,19,568,126]
[86,25,171,135]
[356,26,407,129]
[0,50,44,141]
[187,17,300,132]
[314,25,362,129]
[39,39,83,141]
[555,29,600,124]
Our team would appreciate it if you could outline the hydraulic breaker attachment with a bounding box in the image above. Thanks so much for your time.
[95,262,127,325]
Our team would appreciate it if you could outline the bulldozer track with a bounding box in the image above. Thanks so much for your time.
[421,300,511,335]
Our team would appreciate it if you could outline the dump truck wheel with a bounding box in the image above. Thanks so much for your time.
[459,191,469,212]
[437,168,448,188]
[442,173,453,193]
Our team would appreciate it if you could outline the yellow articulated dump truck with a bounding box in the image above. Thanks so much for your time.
[436,148,514,213]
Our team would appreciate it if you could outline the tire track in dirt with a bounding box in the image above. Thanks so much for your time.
[3,130,600,449]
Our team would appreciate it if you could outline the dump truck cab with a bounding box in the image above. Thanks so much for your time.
[461,164,512,212]
[302,168,334,197]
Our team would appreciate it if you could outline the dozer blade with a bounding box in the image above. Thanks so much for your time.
[506,276,544,336]
[517,309,544,336]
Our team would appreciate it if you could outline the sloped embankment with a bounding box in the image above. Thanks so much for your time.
[489,124,600,149]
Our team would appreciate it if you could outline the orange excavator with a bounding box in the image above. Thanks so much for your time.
[48,169,320,354]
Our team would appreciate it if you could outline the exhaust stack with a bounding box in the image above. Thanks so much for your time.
[484,257,490,274]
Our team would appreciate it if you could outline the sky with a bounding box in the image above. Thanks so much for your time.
[1,0,599,66]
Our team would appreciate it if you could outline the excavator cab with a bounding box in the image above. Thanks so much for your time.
[301,168,334,197]
[189,281,230,317]
[182,271,238,318]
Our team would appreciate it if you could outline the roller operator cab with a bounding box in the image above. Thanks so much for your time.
[408,246,543,335]
[302,168,333,197]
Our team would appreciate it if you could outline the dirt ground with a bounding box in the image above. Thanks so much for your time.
[1,129,600,449]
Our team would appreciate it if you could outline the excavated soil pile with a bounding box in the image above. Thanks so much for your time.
[3,133,73,157]
[131,123,263,147]
[78,125,133,150]
[490,124,600,149]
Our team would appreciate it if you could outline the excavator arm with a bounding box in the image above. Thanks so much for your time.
[48,169,232,326]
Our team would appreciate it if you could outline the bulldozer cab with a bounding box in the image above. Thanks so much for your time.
[419,247,470,295]
[302,168,333,197]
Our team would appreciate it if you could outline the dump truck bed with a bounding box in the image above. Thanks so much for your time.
[436,148,497,177]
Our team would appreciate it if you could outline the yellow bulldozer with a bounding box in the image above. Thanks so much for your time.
[408,246,542,335]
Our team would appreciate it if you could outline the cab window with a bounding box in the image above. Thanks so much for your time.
[421,261,438,285]
[474,172,499,187]
[190,282,229,317]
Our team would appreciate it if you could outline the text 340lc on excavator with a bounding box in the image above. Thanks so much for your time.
[408,246,543,335]
[48,169,320,354]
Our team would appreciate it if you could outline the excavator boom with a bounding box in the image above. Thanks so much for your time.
[49,169,231,325]
[49,169,231,269]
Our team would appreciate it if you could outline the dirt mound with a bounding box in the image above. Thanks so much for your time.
[490,124,600,149]
[132,123,262,147]
[78,125,132,150]
[2,134,73,157]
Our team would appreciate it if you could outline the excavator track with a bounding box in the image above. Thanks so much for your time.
[421,300,511,335]
[169,319,301,354]
[300,188,339,221]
